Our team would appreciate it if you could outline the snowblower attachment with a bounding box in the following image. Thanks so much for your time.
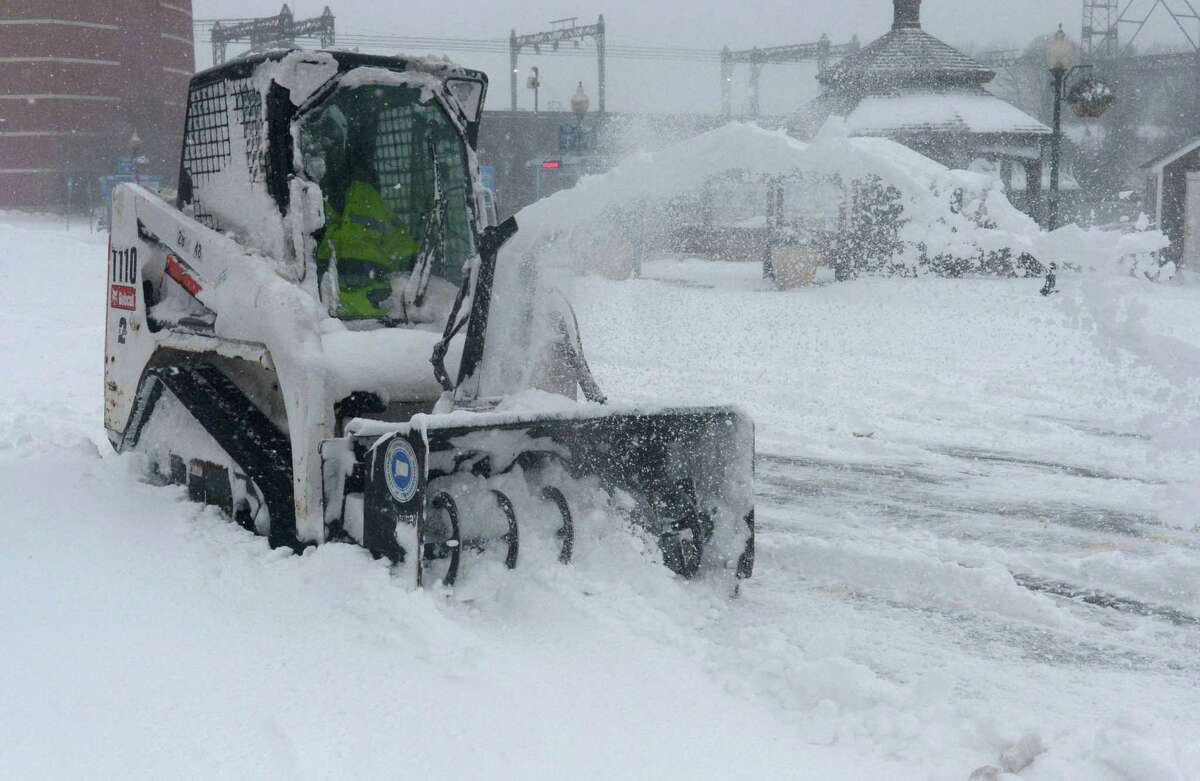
[320,208,756,586]
[104,49,755,589]
[340,405,754,586]
[336,209,756,586]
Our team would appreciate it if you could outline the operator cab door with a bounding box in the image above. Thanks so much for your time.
[295,74,478,325]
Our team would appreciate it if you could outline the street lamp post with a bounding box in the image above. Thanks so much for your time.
[1044,25,1116,230]
[1045,26,1072,230]
[130,130,142,186]
[1045,25,1093,231]
[526,67,541,113]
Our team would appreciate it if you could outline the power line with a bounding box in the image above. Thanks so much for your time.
[196,35,725,63]
[195,25,727,63]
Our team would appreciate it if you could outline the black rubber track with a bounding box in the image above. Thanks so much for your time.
[120,364,298,550]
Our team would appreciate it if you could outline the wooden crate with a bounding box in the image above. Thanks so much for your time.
[771,245,821,288]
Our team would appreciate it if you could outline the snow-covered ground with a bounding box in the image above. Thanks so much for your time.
[2,212,1199,779]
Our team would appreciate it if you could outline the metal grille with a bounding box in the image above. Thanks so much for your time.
[435,136,474,267]
[374,106,474,273]
[375,105,420,236]
[182,80,232,183]
[230,81,265,183]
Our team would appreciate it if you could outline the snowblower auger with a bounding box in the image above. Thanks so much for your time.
[329,404,754,586]
[104,49,755,587]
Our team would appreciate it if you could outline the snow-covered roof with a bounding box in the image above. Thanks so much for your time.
[845,91,1051,138]
[819,26,994,92]
[1140,135,1200,173]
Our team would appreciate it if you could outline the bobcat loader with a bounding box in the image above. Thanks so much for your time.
[104,50,754,586]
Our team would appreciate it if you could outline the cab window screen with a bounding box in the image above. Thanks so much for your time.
[299,83,475,293]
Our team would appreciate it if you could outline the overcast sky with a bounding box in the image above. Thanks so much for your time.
[192,0,1196,114]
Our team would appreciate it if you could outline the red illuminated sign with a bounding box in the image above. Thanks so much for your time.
[541,160,562,169]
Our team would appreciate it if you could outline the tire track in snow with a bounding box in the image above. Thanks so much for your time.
[752,447,1200,653]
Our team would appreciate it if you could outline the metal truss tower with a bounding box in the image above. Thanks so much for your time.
[720,35,859,117]
[1081,0,1120,59]
[509,16,606,113]
[210,4,336,65]
[1081,0,1200,61]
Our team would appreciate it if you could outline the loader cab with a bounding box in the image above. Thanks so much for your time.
[176,50,487,325]
[296,73,478,320]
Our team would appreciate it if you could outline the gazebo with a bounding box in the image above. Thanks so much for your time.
[792,0,1051,216]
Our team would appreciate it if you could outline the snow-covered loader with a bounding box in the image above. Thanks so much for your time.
[104,50,754,586]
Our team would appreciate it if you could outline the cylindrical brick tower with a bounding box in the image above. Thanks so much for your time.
[0,1,195,210]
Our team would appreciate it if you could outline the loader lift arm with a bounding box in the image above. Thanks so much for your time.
[431,215,519,392]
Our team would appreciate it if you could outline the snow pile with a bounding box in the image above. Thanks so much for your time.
[1030,220,1166,276]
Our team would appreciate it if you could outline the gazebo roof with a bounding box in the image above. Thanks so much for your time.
[819,0,995,92]
[794,0,1046,148]
[818,24,996,92]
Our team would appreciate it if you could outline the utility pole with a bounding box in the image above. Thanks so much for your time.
[748,54,761,117]
[510,29,519,113]
[720,47,733,116]
[596,15,606,114]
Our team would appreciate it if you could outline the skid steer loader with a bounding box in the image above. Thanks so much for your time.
[104,50,754,586]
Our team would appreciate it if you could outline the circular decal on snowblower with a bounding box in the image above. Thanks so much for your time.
[384,437,419,504]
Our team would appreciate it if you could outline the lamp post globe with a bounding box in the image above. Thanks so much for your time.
[571,82,590,126]
[1046,25,1074,72]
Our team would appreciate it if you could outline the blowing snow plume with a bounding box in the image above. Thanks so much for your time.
[475,119,1170,396]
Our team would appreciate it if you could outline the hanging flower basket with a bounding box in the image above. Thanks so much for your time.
[1068,79,1115,118]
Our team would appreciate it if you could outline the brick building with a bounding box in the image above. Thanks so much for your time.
[0,1,194,210]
